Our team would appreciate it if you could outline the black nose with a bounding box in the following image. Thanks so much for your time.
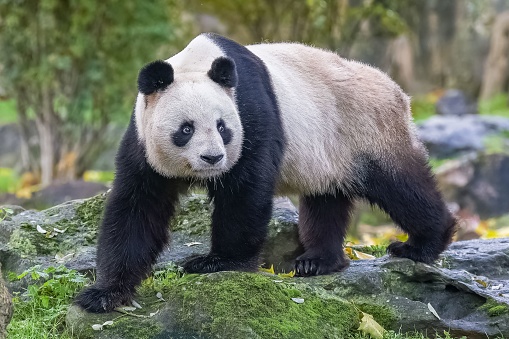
[200,154,224,165]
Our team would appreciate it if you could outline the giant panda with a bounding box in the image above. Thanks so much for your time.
[75,33,456,313]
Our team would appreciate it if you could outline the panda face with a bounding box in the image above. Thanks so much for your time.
[137,75,243,179]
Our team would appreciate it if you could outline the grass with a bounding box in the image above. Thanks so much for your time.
[7,266,89,339]
[479,93,509,118]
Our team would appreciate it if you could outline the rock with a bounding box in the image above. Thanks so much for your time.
[0,265,12,339]
[436,153,509,218]
[417,115,509,158]
[0,194,301,290]
[65,238,509,339]
[436,89,477,116]
[0,124,21,168]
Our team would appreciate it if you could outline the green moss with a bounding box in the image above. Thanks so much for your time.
[108,318,164,339]
[156,272,358,338]
[170,194,212,235]
[8,228,37,256]
[352,245,388,258]
[479,299,509,317]
[75,193,107,228]
[354,301,397,328]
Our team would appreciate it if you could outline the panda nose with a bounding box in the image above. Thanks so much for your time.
[200,154,224,165]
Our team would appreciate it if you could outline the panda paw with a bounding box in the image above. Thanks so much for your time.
[295,252,349,277]
[74,285,132,313]
[387,241,438,264]
[183,254,258,273]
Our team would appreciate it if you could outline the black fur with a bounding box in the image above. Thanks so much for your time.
[207,56,238,88]
[217,119,232,145]
[172,122,194,147]
[295,191,352,276]
[355,154,456,264]
[74,115,184,313]
[137,60,174,95]
[183,33,285,273]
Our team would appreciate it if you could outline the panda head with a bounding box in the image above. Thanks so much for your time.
[134,57,243,179]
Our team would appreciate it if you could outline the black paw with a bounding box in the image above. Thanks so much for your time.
[295,252,348,277]
[183,254,258,273]
[74,286,132,313]
[387,241,438,264]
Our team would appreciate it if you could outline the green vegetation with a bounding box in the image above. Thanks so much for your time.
[7,266,89,339]
[479,93,509,118]
[411,97,436,122]
[0,99,17,124]
[0,167,19,193]
[170,194,212,235]
[479,298,509,317]
[351,245,388,258]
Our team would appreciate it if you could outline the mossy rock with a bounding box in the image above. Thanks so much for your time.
[67,272,359,339]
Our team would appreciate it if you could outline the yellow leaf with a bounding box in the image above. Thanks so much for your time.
[278,270,295,278]
[357,312,386,339]
[345,247,355,259]
[259,265,275,275]
[353,250,376,260]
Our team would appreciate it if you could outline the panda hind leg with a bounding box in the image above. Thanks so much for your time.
[360,156,456,264]
[295,190,353,277]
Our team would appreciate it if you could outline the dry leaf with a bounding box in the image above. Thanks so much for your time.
[474,279,488,288]
[291,298,304,304]
[122,306,137,312]
[357,312,386,339]
[91,324,103,331]
[353,250,376,260]
[102,321,113,326]
[36,225,47,234]
[427,303,441,320]
[259,265,275,274]
[184,242,202,247]
[156,292,165,301]
[132,300,142,309]
[278,270,295,278]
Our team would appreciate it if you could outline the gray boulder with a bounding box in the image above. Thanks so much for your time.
[65,238,509,339]
[436,153,509,218]
[417,115,509,158]
[436,89,477,116]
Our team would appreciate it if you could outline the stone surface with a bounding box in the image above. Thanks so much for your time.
[436,153,509,218]
[417,115,509,158]
[435,89,477,116]
[2,193,509,338]
[65,239,509,339]
[0,265,12,339]
[0,194,301,289]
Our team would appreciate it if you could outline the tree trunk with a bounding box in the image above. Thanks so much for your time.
[480,11,509,100]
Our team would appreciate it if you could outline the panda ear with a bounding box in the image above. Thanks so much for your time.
[137,60,174,95]
[208,57,238,88]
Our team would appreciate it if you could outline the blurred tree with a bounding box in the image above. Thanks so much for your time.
[0,0,188,185]
[190,0,407,52]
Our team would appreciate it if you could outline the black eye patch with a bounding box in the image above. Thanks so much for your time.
[172,122,194,147]
[217,119,232,145]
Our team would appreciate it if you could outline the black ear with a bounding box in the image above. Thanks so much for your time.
[208,57,238,88]
[137,60,174,95]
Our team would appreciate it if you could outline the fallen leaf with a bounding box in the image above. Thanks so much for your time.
[132,300,142,309]
[259,265,275,275]
[278,270,295,278]
[102,321,113,326]
[91,324,103,331]
[122,306,137,312]
[291,298,304,304]
[149,310,159,317]
[427,303,441,320]
[353,250,376,260]
[53,227,66,233]
[156,292,165,301]
[184,242,202,247]
[491,284,503,290]
[357,312,386,339]
[36,225,47,234]
[474,279,488,288]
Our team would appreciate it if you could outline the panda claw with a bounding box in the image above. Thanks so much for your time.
[183,254,258,273]
[295,252,348,277]
[75,285,132,313]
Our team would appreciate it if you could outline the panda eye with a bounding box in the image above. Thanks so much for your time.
[217,122,225,133]
[182,125,193,135]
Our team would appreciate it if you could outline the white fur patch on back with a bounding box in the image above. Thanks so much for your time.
[247,43,422,195]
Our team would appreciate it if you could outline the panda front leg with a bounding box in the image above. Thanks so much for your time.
[295,190,353,276]
[183,174,274,273]
[75,118,184,313]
